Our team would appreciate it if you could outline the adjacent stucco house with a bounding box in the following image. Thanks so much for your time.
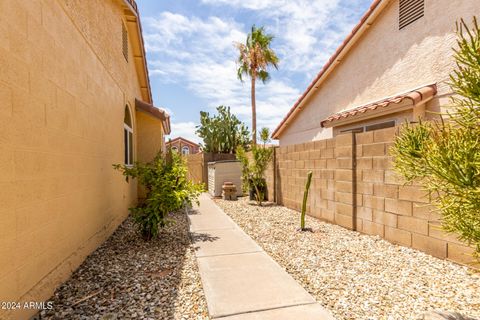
[166,137,201,155]
[272,0,480,145]
[0,1,170,319]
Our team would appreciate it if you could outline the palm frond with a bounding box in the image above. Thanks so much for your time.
[258,70,270,83]
[234,24,279,81]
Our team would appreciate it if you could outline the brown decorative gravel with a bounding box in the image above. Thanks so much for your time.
[42,212,209,320]
[215,197,480,320]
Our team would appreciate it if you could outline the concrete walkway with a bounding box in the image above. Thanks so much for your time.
[188,194,334,320]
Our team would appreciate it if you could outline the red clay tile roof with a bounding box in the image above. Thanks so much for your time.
[321,84,437,127]
[135,99,171,134]
[271,0,384,139]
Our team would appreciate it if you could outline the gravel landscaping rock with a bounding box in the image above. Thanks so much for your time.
[215,197,480,320]
[42,211,209,320]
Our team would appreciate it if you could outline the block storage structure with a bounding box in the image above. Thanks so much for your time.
[207,160,243,197]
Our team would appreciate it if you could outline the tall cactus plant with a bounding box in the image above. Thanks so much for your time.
[301,171,313,231]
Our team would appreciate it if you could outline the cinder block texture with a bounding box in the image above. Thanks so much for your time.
[268,128,474,268]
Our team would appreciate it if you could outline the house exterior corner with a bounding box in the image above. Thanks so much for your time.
[0,1,168,318]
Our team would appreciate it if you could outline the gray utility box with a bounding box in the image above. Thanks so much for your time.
[207,160,243,197]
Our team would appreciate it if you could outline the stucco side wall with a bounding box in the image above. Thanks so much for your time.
[0,1,146,319]
[62,0,145,104]
[136,111,164,163]
[279,0,480,145]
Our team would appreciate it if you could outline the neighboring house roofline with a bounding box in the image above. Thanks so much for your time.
[271,0,389,139]
[166,137,201,148]
[121,0,153,104]
[135,99,171,134]
[321,84,437,127]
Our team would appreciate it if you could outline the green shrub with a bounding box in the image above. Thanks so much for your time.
[391,17,480,258]
[236,127,273,206]
[114,151,204,240]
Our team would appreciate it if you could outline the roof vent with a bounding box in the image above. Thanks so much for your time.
[399,0,424,30]
[122,22,128,62]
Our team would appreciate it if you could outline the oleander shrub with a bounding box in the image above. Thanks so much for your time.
[114,151,204,240]
[391,18,480,258]
[237,127,273,206]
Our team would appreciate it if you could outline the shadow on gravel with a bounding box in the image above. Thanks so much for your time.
[246,202,278,208]
[41,211,195,320]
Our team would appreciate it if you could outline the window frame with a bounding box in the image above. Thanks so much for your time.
[339,120,396,134]
[124,105,134,167]
[182,146,190,155]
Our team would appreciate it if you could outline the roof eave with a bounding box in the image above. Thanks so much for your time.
[135,98,171,134]
[321,99,414,128]
[163,116,171,135]
[321,84,437,128]
[121,0,153,104]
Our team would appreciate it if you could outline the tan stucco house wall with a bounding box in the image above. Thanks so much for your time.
[0,1,168,319]
[273,0,480,146]
[136,111,165,162]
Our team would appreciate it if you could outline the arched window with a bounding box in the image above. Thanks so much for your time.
[182,146,190,155]
[171,146,178,152]
[124,105,133,166]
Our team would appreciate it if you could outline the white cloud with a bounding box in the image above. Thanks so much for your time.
[144,12,302,140]
[144,13,245,56]
[201,0,275,10]
[200,0,364,75]
[143,1,368,142]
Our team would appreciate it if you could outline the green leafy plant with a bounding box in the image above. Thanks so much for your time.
[196,105,250,153]
[301,171,313,231]
[236,127,273,206]
[114,151,204,240]
[391,17,480,258]
[236,25,279,145]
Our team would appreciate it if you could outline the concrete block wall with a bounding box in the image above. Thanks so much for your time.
[354,128,475,264]
[273,135,355,230]
[266,127,476,266]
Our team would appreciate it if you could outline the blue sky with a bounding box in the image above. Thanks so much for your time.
[137,0,372,143]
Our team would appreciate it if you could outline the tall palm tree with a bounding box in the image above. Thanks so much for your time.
[236,25,279,145]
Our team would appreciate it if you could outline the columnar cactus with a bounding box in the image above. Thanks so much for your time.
[301,171,313,231]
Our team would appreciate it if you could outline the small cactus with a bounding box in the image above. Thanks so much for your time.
[301,171,313,231]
